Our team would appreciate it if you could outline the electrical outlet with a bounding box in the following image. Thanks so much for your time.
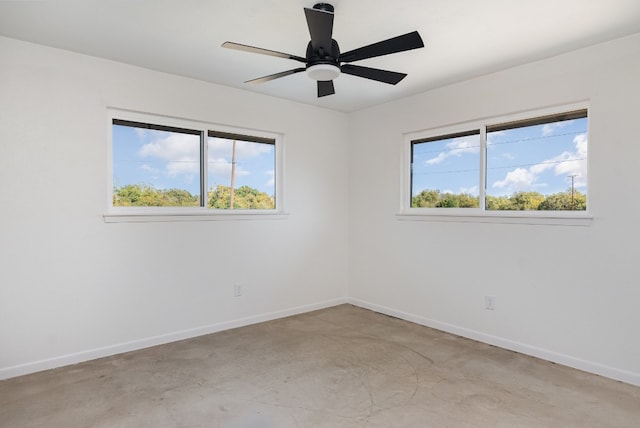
[234,284,243,297]
[485,295,496,310]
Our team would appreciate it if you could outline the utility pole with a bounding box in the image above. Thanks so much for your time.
[568,174,577,210]
[229,140,236,209]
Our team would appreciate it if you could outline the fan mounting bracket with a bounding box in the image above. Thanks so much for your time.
[313,3,334,13]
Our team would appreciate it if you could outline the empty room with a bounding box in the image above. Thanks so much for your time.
[1,1,640,426]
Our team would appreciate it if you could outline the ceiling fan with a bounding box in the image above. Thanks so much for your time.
[222,3,425,98]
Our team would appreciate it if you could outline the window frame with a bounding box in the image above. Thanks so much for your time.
[399,102,592,226]
[105,108,286,223]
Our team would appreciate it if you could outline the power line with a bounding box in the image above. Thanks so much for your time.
[412,157,586,176]
[412,129,586,157]
[486,130,587,147]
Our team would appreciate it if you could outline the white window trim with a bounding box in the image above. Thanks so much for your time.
[398,102,593,226]
[104,108,287,223]
[103,209,289,223]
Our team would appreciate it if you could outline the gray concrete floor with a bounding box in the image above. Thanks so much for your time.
[1,304,639,427]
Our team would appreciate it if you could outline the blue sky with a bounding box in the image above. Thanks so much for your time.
[412,117,588,197]
[112,125,275,196]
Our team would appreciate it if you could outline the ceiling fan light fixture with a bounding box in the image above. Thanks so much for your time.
[306,63,340,81]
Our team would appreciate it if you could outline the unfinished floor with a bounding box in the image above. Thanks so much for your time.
[1,304,639,427]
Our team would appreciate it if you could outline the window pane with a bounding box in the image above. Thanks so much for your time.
[112,122,201,207]
[486,114,587,211]
[411,132,481,208]
[207,137,275,209]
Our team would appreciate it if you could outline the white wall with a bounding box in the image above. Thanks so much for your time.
[348,33,640,386]
[0,37,349,378]
[3,32,640,387]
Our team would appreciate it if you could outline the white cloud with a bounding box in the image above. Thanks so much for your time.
[126,129,275,194]
[139,132,200,178]
[493,168,536,189]
[425,137,479,165]
[208,157,249,178]
[552,133,588,187]
[491,133,588,192]
[208,138,272,161]
[139,132,198,160]
[165,161,198,179]
[575,133,588,158]
[136,133,268,181]
[207,139,273,182]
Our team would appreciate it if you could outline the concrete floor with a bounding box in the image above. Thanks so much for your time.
[1,305,639,427]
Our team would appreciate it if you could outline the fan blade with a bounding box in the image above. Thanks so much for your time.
[317,80,335,97]
[246,68,306,84]
[340,64,407,85]
[304,7,334,53]
[222,42,306,63]
[339,31,424,63]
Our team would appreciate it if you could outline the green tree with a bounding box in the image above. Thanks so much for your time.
[412,190,440,207]
[486,192,544,210]
[435,192,479,208]
[163,189,199,206]
[512,191,545,210]
[113,184,198,207]
[486,195,513,210]
[208,185,274,209]
[436,196,457,208]
[455,193,479,208]
[413,189,478,208]
[113,184,143,206]
[413,188,586,211]
[538,190,586,211]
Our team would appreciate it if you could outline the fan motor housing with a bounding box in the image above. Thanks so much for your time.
[306,39,340,67]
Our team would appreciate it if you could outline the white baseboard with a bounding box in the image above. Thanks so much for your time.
[0,297,349,380]
[349,298,640,387]
[4,297,638,388]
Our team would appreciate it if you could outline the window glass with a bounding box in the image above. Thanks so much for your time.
[486,113,587,211]
[411,131,481,208]
[112,122,200,207]
[405,107,588,214]
[111,115,280,212]
[207,136,276,209]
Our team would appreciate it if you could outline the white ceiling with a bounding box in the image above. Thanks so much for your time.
[1,1,639,112]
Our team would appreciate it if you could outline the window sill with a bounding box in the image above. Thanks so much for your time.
[396,210,592,226]
[104,209,289,223]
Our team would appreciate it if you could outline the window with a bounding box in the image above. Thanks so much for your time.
[108,110,282,219]
[411,130,481,208]
[112,120,203,207]
[207,131,276,210]
[404,104,590,222]
[485,111,587,211]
